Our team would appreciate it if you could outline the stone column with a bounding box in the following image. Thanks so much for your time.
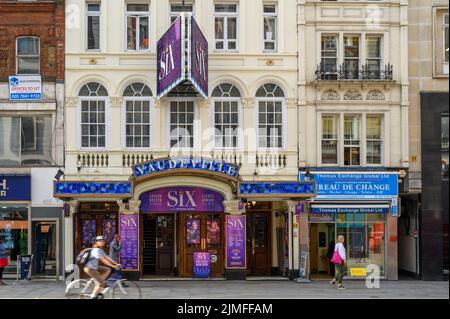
[64,200,78,277]
[197,97,211,156]
[241,97,256,175]
[109,97,123,169]
[223,199,246,280]
[286,200,300,279]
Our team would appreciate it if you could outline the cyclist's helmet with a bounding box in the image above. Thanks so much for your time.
[95,236,105,242]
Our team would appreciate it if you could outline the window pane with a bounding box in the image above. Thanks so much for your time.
[139,16,149,50]
[17,57,39,74]
[215,18,224,39]
[127,4,149,11]
[344,116,360,139]
[366,116,382,139]
[87,4,100,12]
[20,116,53,165]
[344,36,359,57]
[263,5,276,13]
[367,141,382,165]
[87,16,100,49]
[127,16,137,50]
[445,24,449,63]
[227,17,237,40]
[322,140,338,164]
[264,17,276,41]
[0,117,20,165]
[322,116,338,139]
[17,37,39,55]
[366,37,381,58]
[215,4,237,13]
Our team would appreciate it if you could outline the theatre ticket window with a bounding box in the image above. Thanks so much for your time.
[0,205,29,274]
[336,213,386,276]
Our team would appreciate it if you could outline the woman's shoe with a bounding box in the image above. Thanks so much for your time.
[329,280,336,286]
[337,285,346,290]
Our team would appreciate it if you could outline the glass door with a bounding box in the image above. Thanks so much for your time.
[33,221,57,278]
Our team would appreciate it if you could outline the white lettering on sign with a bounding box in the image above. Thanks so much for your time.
[227,217,244,228]
[195,41,206,81]
[159,42,176,81]
[121,217,137,228]
[0,179,7,197]
[167,190,197,208]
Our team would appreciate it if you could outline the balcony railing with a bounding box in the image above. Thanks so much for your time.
[315,63,393,81]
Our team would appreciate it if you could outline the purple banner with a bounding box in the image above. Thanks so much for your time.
[193,252,210,278]
[82,220,96,249]
[140,187,224,212]
[157,16,183,97]
[119,214,139,270]
[189,16,208,98]
[225,215,246,269]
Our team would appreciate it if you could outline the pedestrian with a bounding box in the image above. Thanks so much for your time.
[109,234,122,263]
[330,235,346,290]
[326,239,335,277]
[0,237,9,286]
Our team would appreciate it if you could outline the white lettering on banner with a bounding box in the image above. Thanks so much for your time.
[195,42,207,81]
[0,179,7,197]
[355,184,390,191]
[159,42,176,80]
[0,179,6,190]
[167,190,197,208]
[121,217,137,228]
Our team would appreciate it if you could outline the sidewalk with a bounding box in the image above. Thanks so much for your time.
[0,279,448,299]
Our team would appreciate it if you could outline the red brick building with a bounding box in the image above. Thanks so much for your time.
[0,0,65,280]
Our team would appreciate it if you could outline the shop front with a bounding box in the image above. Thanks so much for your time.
[300,171,399,280]
[55,157,316,280]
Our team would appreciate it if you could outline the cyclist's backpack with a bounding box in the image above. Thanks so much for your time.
[76,248,93,267]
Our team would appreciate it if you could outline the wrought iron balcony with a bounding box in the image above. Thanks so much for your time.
[315,63,393,81]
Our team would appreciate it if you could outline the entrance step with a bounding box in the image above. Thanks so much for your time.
[140,277,227,281]
[246,276,289,281]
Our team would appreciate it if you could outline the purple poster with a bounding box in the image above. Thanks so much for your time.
[119,214,138,270]
[102,219,116,245]
[186,219,201,245]
[225,215,246,269]
[189,16,208,98]
[82,220,96,249]
[140,187,224,212]
[157,16,184,97]
[193,252,210,278]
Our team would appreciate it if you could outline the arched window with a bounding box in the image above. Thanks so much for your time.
[123,83,152,148]
[16,36,40,74]
[79,82,108,148]
[212,84,241,148]
[256,83,285,148]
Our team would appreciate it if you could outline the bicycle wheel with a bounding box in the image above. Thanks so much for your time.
[65,279,94,299]
[112,280,142,299]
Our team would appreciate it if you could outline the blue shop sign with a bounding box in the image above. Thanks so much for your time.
[0,175,31,201]
[299,172,398,200]
[311,206,389,214]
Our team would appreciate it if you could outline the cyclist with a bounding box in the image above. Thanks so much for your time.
[84,236,121,299]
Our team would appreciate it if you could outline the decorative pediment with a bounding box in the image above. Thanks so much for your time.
[321,89,340,100]
[344,89,363,100]
[366,89,385,100]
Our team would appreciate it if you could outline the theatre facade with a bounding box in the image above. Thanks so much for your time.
[59,4,308,280]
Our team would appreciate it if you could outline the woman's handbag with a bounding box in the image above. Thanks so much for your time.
[330,248,343,265]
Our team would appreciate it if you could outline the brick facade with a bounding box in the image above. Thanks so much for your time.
[0,0,64,81]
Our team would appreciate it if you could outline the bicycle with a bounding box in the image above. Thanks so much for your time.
[65,268,142,299]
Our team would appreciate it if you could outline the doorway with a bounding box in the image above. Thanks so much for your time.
[309,223,335,279]
[33,221,58,278]
[142,214,175,276]
[246,212,272,276]
[179,212,224,278]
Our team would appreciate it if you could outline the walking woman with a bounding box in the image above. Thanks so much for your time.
[330,235,346,290]
[0,237,9,286]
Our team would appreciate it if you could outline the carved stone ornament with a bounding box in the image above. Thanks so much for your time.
[344,89,363,100]
[366,89,385,100]
[321,89,340,100]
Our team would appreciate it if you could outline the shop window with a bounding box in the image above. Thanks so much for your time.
[79,82,108,148]
[86,3,100,50]
[336,213,386,276]
[170,101,194,148]
[0,116,53,166]
[16,36,40,75]
[263,4,277,52]
[124,83,152,148]
[214,3,238,51]
[0,205,29,275]
[126,4,150,51]
[212,83,241,149]
[256,83,285,149]
[433,8,449,76]
[170,2,194,24]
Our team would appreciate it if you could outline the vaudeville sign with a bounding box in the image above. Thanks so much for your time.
[157,13,208,99]
[133,157,239,179]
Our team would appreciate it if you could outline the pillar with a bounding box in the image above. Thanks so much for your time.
[64,200,78,278]
[287,200,301,279]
